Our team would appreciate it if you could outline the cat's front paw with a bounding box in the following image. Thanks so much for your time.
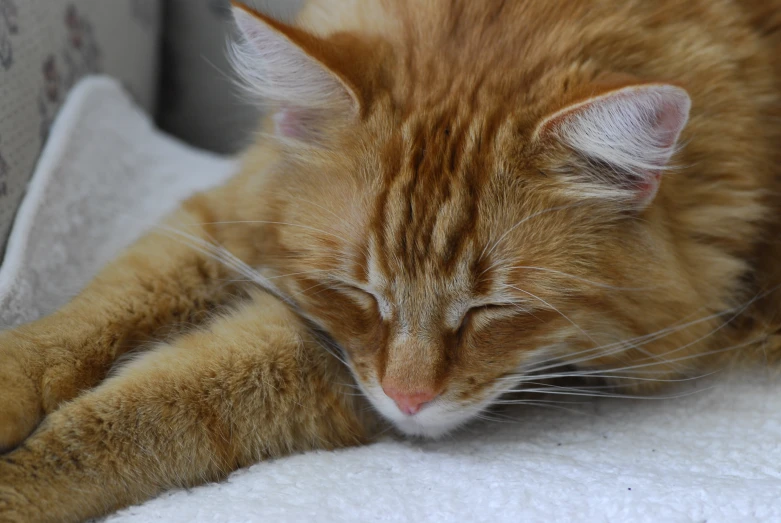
[0,340,42,453]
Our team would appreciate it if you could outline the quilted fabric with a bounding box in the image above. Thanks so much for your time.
[0,0,161,256]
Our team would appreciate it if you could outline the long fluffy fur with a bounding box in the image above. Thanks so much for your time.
[2,0,781,520]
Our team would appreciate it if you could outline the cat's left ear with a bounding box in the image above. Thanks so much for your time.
[230,2,361,140]
[535,84,691,208]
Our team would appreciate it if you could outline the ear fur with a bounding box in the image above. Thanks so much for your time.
[537,84,691,207]
[230,2,360,140]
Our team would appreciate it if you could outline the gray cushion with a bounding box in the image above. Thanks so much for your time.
[0,0,162,255]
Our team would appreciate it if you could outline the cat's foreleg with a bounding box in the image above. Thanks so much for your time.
[0,191,247,450]
[0,291,375,523]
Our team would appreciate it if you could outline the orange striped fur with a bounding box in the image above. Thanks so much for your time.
[2,0,781,520]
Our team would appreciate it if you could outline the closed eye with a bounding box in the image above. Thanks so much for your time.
[338,283,375,304]
[457,303,531,333]
[337,283,390,317]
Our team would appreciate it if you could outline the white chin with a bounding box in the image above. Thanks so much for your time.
[391,415,463,439]
[364,386,474,439]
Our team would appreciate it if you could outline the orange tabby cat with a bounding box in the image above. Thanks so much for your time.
[2,0,781,520]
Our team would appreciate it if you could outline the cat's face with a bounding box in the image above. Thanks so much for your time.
[253,105,698,438]
[232,5,695,437]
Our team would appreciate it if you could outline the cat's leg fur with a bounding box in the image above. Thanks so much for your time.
[0,191,242,451]
[0,291,376,523]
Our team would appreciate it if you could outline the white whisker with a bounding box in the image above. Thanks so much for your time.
[503,265,651,291]
[524,306,742,374]
[479,202,587,266]
[183,220,353,245]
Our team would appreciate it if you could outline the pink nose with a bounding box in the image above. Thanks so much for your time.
[382,386,438,416]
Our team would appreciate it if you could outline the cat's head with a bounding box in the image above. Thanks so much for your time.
[230,4,700,438]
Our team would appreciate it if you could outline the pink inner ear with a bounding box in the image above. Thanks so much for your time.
[273,107,321,140]
[654,98,689,150]
[274,108,304,139]
[635,171,662,205]
[631,98,687,205]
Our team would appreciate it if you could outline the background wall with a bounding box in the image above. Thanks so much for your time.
[157,0,307,154]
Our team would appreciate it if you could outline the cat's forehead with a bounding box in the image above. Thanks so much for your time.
[365,159,483,285]
[390,102,513,155]
[357,114,532,293]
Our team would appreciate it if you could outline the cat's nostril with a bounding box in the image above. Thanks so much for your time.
[381,385,438,416]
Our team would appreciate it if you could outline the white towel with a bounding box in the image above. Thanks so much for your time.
[2,77,780,523]
[0,77,235,327]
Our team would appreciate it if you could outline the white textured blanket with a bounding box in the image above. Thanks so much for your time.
[2,77,780,523]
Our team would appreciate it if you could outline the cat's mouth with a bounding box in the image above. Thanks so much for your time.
[361,383,491,439]
[386,406,473,439]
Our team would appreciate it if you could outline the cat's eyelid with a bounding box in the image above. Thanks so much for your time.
[468,298,533,313]
[467,301,537,323]
[338,282,391,316]
[451,300,533,331]
[341,282,383,301]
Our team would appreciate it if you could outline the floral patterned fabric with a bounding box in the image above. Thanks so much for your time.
[0,0,161,255]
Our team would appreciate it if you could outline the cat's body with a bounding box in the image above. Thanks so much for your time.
[2,0,781,520]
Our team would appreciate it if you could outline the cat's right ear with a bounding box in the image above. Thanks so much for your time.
[230,2,360,140]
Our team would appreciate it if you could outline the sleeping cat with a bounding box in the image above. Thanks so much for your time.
[2,0,781,520]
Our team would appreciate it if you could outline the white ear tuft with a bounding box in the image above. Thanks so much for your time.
[542,85,691,207]
[229,5,357,139]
